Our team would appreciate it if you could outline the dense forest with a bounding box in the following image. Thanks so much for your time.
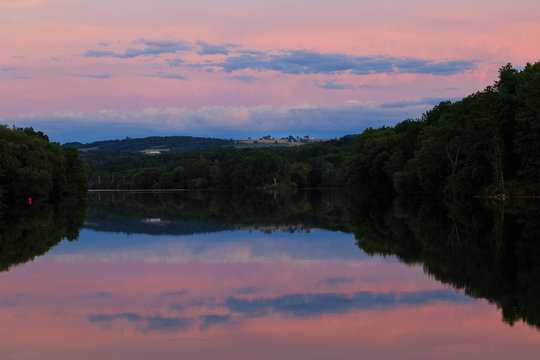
[349,62,540,197]
[0,125,87,207]
[81,136,355,190]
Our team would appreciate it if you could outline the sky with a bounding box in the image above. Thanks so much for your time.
[1,0,540,143]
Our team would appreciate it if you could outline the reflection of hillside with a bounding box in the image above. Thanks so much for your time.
[0,196,87,272]
[84,219,236,236]
[351,194,540,330]
[85,190,351,236]
[239,225,314,234]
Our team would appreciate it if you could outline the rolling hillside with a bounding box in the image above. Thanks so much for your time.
[63,136,233,153]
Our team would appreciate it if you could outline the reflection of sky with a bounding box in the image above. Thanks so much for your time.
[47,228,392,264]
[2,228,540,359]
[224,290,473,318]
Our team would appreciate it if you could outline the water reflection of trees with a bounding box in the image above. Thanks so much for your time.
[85,190,352,235]
[350,193,540,329]
[0,196,87,272]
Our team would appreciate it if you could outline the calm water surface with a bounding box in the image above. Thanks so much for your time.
[1,191,539,359]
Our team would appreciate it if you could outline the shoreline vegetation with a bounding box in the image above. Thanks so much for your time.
[347,62,540,200]
[1,61,539,204]
[79,135,355,191]
[76,62,539,199]
[0,125,87,208]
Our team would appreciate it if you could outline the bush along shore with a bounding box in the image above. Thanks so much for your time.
[348,62,540,199]
[0,125,87,208]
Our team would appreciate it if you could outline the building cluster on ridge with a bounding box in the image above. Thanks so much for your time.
[142,134,330,154]
[237,134,328,145]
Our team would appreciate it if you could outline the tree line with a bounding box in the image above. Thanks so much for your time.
[81,136,355,190]
[348,62,540,197]
[0,125,87,207]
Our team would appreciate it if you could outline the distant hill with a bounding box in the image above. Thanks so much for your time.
[63,136,233,153]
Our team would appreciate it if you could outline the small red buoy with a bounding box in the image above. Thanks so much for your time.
[28,197,32,205]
